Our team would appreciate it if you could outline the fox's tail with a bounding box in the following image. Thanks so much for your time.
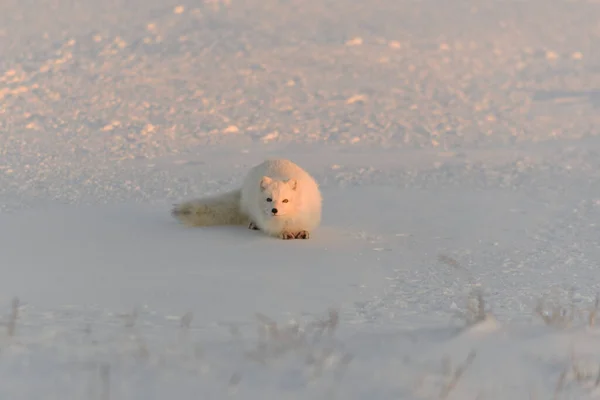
[171,189,249,227]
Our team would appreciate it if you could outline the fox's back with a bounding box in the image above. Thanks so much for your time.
[250,159,311,182]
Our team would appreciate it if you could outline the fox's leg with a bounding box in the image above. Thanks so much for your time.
[248,221,259,230]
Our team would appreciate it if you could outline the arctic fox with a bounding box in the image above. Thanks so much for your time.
[171,159,322,239]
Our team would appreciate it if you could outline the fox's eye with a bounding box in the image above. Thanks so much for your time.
[282,199,289,203]
[266,198,272,202]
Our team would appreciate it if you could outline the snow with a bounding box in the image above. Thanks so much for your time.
[0,203,387,320]
[1,0,600,398]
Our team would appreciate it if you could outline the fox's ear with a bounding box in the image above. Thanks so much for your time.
[260,176,272,191]
[286,179,297,190]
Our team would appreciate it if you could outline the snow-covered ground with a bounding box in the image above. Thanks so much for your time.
[1,0,600,398]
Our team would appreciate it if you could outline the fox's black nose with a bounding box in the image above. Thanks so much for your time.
[271,208,278,214]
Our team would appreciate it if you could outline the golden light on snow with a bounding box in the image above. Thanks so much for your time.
[345,37,363,46]
[388,40,402,49]
[223,125,240,134]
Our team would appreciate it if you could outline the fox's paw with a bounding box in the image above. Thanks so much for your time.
[294,230,310,239]
[280,231,296,240]
[279,230,310,240]
[248,222,259,230]
[171,204,190,217]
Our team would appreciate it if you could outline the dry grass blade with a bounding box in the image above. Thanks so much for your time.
[466,289,487,324]
[335,352,354,377]
[7,297,20,337]
[439,350,477,399]
[438,254,461,269]
[439,255,489,328]
[535,297,575,328]
[134,334,150,361]
[228,372,241,387]
[121,307,139,328]
[535,291,600,330]
[569,349,589,383]
[99,363,111,400]
[454,289,489,327]
[306,308,340,339]
[181,311,193,329]
[437,254,475,282]
[588,294,599,327]
[245,309,348,376]
[553,368,568,400]
[246,313,304,364]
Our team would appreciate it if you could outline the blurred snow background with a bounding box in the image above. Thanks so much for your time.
[1,0,600,398]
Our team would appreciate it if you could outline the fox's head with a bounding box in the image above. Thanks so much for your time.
[259,176,298,218]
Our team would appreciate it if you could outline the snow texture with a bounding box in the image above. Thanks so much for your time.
[1,0,600,398]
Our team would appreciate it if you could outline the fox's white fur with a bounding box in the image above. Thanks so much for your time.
[171,159,322,239]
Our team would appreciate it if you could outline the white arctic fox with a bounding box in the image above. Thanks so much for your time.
[171,159,322,239]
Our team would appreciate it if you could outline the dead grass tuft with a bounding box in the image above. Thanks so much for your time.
[99,363,111,400]
[535,290,600,329]
[552,347,600,399]
[452,289,492,329]
[238,308,352,385]
[7,297,20,337]
[438,254,494,328]
[247,308,342,365]
[439,350,477,399]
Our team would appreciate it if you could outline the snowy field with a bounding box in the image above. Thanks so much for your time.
[1,0,600,398]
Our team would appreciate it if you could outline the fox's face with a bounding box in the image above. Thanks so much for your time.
[259,176,298,217]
